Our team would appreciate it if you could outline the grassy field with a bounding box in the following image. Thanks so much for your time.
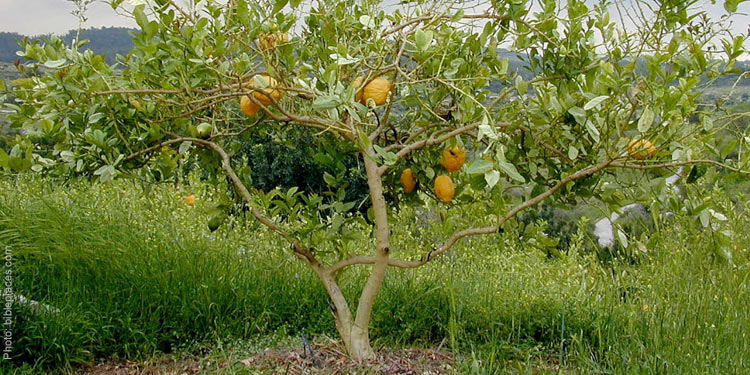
[0,174,748,374]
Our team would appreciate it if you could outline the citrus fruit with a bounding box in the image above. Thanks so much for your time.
[251,74,283,106]
[627,139,657,160]
[353,76,392,106]
[434,175,455,203]
[440,146,466,172]
[240,95,260,116]
[400,168,417,193]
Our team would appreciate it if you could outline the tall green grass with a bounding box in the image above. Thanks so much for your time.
[0,174,748,374]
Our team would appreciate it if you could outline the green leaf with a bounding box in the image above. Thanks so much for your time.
[724,0,749,13]
[372,145,397,165]
[452,9,465,22]
[638,107,654,133]
[484,170,500,189]
[313,96,340,110]
[515,76,528,95]
[323,172,337,187]
[568,145,579,160]
[425,167,435,180]
[498,161,525,182]
[715,245,734,265]
[0,148,8,168]
[583,95,609,110]
[585,120,600,143]
[359,15,376,29]
[273,0,288,14]
[466,159,494,174]
[88,112,106,124]
[617,229,628,248]
[476,114,495,141]
[93,165,116,182]
[59,151,75,163]
[44,59,67,68]
[415,29,433,51]
[567,106,586,122]
[179,141,192,154]
[110,0,125,9]
[133,5,149,31]
[699,209,710,228]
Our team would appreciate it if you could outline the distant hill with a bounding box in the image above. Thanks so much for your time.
[0,27,136,64]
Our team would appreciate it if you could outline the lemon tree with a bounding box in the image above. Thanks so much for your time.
[3,0,749,359]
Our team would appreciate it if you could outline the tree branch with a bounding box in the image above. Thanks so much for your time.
[123,138,186,161]
[328,159,619,274]
[383,13,510,37]
[166,135,321,267]
[610,159,750,175]
[209,116,265,139]
[395,159,617,269]
[376,122,509,175]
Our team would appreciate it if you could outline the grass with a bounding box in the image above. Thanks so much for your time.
[0,174,748,374]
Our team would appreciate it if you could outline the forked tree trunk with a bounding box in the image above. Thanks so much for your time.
[216,140,387,360]
[313,149,390,360]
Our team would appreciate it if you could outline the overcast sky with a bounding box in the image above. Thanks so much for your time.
[0,0,748,37]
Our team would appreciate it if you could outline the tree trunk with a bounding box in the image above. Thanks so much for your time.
[348,149,391,360]
[309,148,389,360]
[316,270,376,359]
[347,324,375,360]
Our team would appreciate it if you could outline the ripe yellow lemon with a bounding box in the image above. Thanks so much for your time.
[251,74,283,106]
[353,76,392,106]
[627,139,657,160]
[400,168,417,193]
[440,146,466,172]
[240,95,260,117]
[434,175,455,203]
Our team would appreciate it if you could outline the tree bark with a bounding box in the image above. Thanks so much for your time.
[314,271,355,352]
[345,148,392,360]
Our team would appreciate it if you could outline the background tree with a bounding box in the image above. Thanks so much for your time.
[2,0,749,360]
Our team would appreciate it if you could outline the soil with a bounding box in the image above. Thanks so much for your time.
[78,341,457,375]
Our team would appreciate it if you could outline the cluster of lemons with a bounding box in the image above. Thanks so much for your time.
[238,30,393,116]
[238,29,291,117]
[400,146,465,204]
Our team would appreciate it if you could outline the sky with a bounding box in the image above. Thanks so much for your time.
[0,0,748,37]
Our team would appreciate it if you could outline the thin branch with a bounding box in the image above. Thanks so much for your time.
[517,124,574,166]
[382,159,617,270]
[89,78,315,100]
[610,159,750,175]
[375,122,483,175]
[329,158,620,274]
[383,13,510,37]
[123,138,186,161]
[167,135,321,267]
[376,121,510,175]
[92,89,186,96]
[326,255,415,275]
[209,116,264,139]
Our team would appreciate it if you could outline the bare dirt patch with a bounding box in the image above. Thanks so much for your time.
[239,341,456,374]
[77,341,457,375]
